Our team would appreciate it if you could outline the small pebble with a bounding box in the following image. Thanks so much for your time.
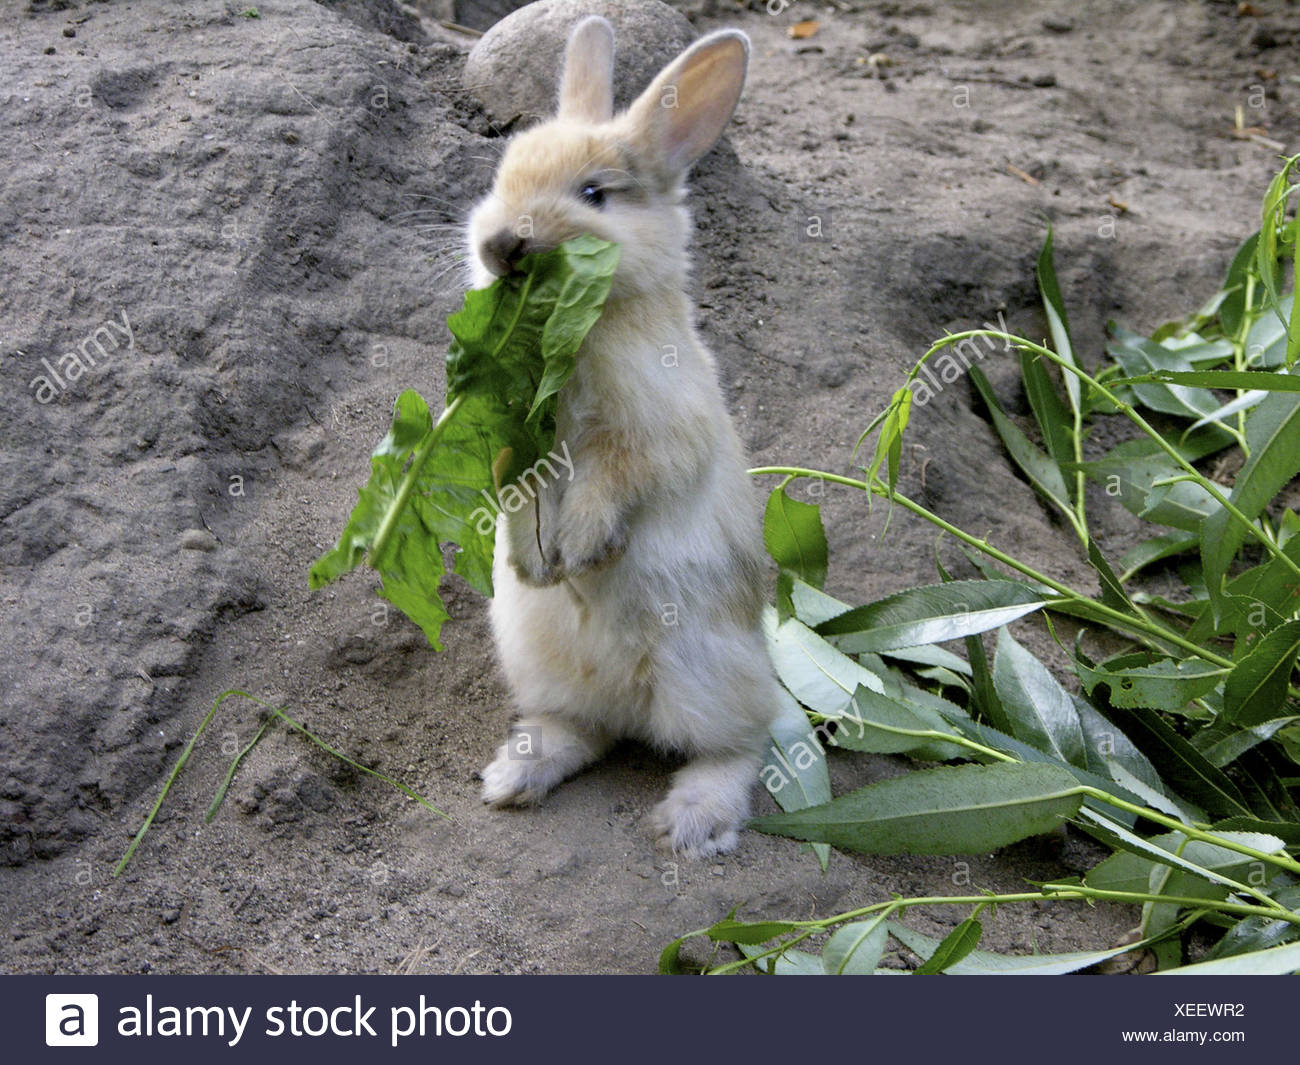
[1032,72,1058,87]
[62,27,76,38]
[1042,16,1075,33]
[180,529,217,551]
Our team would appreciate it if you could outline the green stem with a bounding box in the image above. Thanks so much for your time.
[368,393,467,565]
[748,465,1237,670]
[692,882,1300,974]
[1079,785,1300,877]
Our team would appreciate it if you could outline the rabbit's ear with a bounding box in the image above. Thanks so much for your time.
[625,30,748,175]
[558,16,615,122]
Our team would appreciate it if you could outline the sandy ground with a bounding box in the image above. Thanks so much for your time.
[2,0,1297,974]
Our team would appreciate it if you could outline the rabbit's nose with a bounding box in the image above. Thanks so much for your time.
[480,230,530,276]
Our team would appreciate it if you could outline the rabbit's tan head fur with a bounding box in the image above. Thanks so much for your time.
[467,16,748,299]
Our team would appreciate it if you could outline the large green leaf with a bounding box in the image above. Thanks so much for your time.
[816,580,1045,654]
[1118,532,1199,581]
[749,762,1083,855]
[992,627,1086,767]
[1191,716,1297,768]
[309,236,620,647]
[1202,391,1300,618]
[1082,813,1282,895]
[1223,619,1300,727]
[1106,324,1225,420]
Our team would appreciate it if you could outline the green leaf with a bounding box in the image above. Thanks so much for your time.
[1223,619,1300,726]
[763,689,832,870]
[823,916,890,975]
[826,685,967,760]
[764,486,828,620]
[1118,532,1199,581]
[1191,717,1297,768]
[749,762,1083,855]
[816,580,1045,654]
[912,916,983,975]
[932,709,1143,822]
[788,578,849,628]
[1210,816,1300,847]
[1155,940,1300,975]
[1217,232,1260,338]
[1074,699,1169,802]
[658,937,686,974]
[1086,538,1135,613]
[707,917,801,945]
[864,385,912,493]
[765,610,885,715]
[1073,653,1225,712]
[1200,883,1300,962]
[309,236,620,648]
[1076,439,1218,533]
[878,643,972,676]
[1106,324,1225,421]
[888,922,1153,975]
[1020,348,1076,488]
[1036,226,1081,417]
[1088,704,1252,818]
[1082,812,1278,894]
[1203,391,1300,618]
[993,626,1086,767]
[968,365,1075,523]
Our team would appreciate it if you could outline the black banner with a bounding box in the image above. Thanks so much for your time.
[7,974,1292,1062]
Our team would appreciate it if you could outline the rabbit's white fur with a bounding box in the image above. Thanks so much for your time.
[466,17,779,858]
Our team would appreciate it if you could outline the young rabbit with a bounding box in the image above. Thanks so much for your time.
[467,16,780,858]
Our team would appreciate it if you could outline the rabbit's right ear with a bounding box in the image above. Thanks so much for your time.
[557,16,615,123]
[625,30,748,176]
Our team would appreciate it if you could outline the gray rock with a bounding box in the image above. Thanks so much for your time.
[463,0,695,126]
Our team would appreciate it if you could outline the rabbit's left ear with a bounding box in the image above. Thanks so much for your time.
[626,30,749,175]
[558,16,615,122]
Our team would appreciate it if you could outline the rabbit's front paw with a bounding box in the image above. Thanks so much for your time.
[508,552,565,588]
[548,517,628,576]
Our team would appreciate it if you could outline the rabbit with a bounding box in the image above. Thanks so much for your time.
[465,15,780,858]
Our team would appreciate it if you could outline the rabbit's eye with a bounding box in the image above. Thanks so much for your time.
[579,183,606,208]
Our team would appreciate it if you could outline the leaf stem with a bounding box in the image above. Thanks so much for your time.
[368,393,467,565]
[1078,785,1300,876]
[748,465,1237,670]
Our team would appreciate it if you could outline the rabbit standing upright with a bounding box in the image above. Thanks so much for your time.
[466,16,780,858]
